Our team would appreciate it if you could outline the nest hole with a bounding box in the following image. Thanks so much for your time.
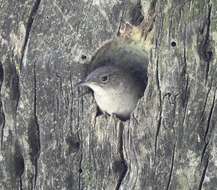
[88,39,149,93]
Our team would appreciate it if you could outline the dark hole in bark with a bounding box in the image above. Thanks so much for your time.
[79,168,82,173]
[84,39,149,121]
[89,40,148,89]
[171,41,176,47]
[81,55,87,60]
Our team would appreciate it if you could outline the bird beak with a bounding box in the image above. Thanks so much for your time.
[74,80,88,88]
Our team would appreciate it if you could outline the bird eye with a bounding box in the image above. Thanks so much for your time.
[100,75,109,83]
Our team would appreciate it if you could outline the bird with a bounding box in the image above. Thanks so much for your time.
[79,65,146,120]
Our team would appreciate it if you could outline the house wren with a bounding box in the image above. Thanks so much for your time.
[80,65,145,120]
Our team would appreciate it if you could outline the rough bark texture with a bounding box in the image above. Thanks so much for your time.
[0,0,217,190]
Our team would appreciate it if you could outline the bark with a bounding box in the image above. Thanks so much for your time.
[0,0,217,190]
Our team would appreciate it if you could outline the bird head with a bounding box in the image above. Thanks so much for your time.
[79,65,126,93]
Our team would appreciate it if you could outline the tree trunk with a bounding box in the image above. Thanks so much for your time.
[0,0,217,190]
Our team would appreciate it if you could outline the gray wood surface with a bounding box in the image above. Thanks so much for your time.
[0,0,217,190]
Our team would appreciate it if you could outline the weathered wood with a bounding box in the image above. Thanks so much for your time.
[0,0,217,190]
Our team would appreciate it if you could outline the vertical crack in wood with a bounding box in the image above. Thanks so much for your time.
[69,71,73,134]
[204,90,216,143]
[199,85,212,122]
[20,0,41,70]
[115,122,127,190]
[198,155,209,190]
[0,102,5,149]
[12,55,21,115]
[200,141,209,164]
[166,143,176,190]
[181,24,189,131]
[199,87,215,168]
[168,16,173,45]
[204,4,212,83]
[0,62,3,88]
[181,76,189,128]
[19,177,23,190]
[154,1,164,157]
[154,57,162,157]
[33,61,37,188]
[33,60,40,189]
[0,63,4,148]
[33,61,37,117]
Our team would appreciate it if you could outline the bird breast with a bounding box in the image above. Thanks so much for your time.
[94,86,139,118]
